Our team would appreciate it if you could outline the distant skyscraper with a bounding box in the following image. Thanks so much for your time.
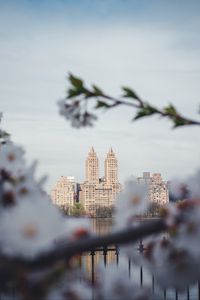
[105,148,118,184]
[137,172,169,205]
[86,147,99,184]
[80,147,122,215]
[51,176,76,210]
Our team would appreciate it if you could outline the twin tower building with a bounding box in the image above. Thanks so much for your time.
[51,147,169,215]
[51,147,122,216]
[79,147,122,215]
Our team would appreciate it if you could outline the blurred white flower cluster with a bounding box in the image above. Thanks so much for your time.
[0,141,25,178]
[48,271,93,300]
[113,177,150,262]
[143,237,200,290]
[94,265,159,300]
[58,99,97,128]
[115,177,149,230]
[0,141,91,259]
[113,172,200,291]
[169,169,200,201]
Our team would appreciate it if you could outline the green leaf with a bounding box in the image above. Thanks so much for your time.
[67,74,87,99]
[122,87,140,100]
[92,85,103,96]
[134,105,158,120]
[68,74,84,89]
[173,118,189,128]
[164,104,177,116]
[67,88,84,99]
[95,101,110,109]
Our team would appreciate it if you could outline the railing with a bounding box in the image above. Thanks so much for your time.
[78,241,200,300]
[0,220,199,300]
[0,242,199,300]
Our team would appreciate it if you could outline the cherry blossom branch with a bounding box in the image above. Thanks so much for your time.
[0,218,166,270]
[59,73,200,128]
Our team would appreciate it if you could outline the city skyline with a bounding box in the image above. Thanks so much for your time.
[51,147,169,214]
[51,147,122,215]
[48,145,170,192]
[50,146,170,192]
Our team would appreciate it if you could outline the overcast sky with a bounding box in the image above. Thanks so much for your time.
[0,0,200,191]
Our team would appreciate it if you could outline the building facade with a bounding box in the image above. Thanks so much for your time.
[51,176,76,210]
[86,147,99,184]
[79,148,121,216]
[137,172,169,205]
[50,154,169,216]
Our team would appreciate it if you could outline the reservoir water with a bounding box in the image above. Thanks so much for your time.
[78,218,198,300]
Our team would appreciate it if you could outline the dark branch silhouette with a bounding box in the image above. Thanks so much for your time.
[1,219,166,270]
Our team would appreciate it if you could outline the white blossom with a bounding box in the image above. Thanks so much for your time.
[0,196,91,258]
[0,139,92,258]
[114,177,149,230]
[0,141,25,177]
[162,202,179,227]
[47,271,93,300]
[169,169,200,201]
[168,179,187,201]
[170,200,200,259]
[15,162,47,202]
[58,99,97,128]
[0,197,62,257]
[95,265,158,300]
[143,199,200,289]
[48,278,92,300]
[58,99,80,121]
[186,169,200,199]
[144,238,200,290]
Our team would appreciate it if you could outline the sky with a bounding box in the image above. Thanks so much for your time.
[0,0,200,191]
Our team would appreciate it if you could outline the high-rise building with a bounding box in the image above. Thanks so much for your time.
[80,147,122,215]
[105,148,118,184]
[51,176,76,210]
[86,147,99,184]
[137,172,169,205]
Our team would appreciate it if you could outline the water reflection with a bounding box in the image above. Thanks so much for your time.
[77,219,198,299]
[81,218,115,280]
[91,218,113,235]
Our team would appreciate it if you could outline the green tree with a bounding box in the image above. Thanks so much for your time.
[70,203,85,217]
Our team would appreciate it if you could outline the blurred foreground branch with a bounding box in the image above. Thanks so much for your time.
[1,218,166,270]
